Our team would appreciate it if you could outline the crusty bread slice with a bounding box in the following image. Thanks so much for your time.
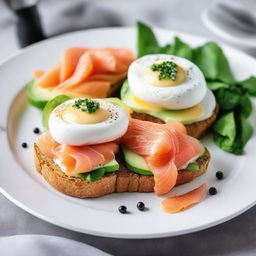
[131,105,219,138]
[34,144,210,198]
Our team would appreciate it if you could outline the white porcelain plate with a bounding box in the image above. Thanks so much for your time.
[0,27,256,239]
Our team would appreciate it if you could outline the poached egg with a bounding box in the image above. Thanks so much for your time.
[128,54,208,110]
[48,98,129,146]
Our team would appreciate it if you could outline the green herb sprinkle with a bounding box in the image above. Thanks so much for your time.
[72,99,99,114]
[150,61,178,81]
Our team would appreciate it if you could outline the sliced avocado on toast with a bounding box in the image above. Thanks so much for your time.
[42,95,71,129]
[26,79,59,109]
[76,159,119,182]
[122,145,205,175]
[121,80,204,124]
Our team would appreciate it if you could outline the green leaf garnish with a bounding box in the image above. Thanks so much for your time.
[137,21,256,155]
[151,61,178,81]
[72,99,99,114]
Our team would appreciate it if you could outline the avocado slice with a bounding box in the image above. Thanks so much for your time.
[122,146,152,175]
[186,162,200,171]
[42,95,71,129]
[121,80,204,124]
[26,79,58,110]
[122,146,204,175]
[76,159,119,182]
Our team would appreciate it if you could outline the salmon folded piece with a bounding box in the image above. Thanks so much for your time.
[121,119,202,195]
[36,63,61,88]
[34,47,135,98]
[60,47,87,82]
[161,184,207,213]
[36,131,118,175]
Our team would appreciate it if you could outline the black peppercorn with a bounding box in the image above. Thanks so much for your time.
[209,187,217,195]
[118,205,127,214]
[137,202,145,211]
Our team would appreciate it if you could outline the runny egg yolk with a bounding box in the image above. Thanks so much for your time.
[61,104,109,124]
[144,64,186,87]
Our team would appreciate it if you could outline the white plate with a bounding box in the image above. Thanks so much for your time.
[0,27,256,239]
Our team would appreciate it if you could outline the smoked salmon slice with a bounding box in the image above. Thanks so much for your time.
[122,119,174,157]
[148,161,178,195]
[36,131,59,158]
[33,70,45,79]
[60,47,86,82]
[36,132,118,175]
[57,52,94,91]
[161,184,207,213]
[34,47,135,98]
[121,119,202,195]
[69,81,110,98]
[36,63,61,88]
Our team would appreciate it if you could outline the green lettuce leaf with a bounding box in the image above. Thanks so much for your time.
[207,81,230,91]
[240,76,256,97]
[193,42,235,84]
[215,88,240,111]
[171,37,193,60]
[136,21,256,154]
[137,21,161,57]
[213,112,236,151]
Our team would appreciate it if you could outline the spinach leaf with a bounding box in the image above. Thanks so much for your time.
[230,114,253,155]
[213,112,236,152]
[207,81,230,91]
[193,42,235,84]
[77,168,105,183]
[137,21,161,57]
[240,76,256,97]
[215,88,240,111]
[172,37,193,60]
[136,21,256,154]
[213,110,253,155]
[239,95,252,118]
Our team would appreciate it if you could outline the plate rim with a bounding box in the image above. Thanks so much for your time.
[0,26,256,239]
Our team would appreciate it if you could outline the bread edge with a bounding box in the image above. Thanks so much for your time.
[34,144,210,198]
[131,104,219,138]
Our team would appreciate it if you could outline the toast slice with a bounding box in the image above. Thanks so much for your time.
[34,144,210,198]
[131,104,219,138]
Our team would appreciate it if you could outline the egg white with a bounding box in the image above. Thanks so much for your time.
[48,99,129,146]
[197,89,216,122]
[128,54,207,109]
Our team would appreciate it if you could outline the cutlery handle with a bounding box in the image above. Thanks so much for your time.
[5,0,45,47]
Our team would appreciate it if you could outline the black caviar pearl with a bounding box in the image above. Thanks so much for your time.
[209,187,217,195]
[216,171,224,180]
[33,127,40,134]
[22,142,28,148]
[137,202,145,211]
[118,205,127,214]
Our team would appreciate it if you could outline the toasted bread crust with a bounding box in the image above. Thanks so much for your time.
[130,104,219,138]
[34,144,210,198]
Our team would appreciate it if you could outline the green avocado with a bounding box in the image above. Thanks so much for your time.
[120,80,204,124]
[26,79,58,109]
[122,146,152,175]
[122,146,204,175]
[42,95,71,129]
[76,159,119,182]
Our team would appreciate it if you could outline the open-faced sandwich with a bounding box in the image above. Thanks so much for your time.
[27,47,135,109]
[120,54,218,138]
[34,97,210,201]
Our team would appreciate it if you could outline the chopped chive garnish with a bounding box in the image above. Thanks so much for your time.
[151,61,178,81]
[72,99,99,113]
